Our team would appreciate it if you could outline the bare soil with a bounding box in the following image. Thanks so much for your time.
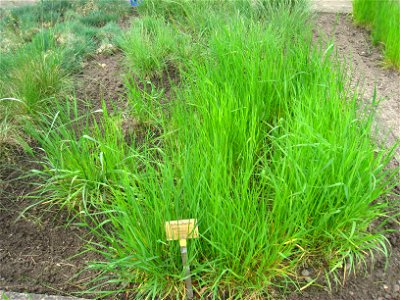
[75,53,127,112]
[314,13,400,160]
[0,152,99,298]
[311,0,352,13]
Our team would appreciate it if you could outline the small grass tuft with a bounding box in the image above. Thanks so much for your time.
[120,16,192,78]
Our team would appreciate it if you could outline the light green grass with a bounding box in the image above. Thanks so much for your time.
[353,0,400,69]
[29,1,398,299]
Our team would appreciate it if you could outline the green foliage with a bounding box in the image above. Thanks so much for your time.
[31,1,397,299]
[0,107,26,167]
[120,16,192,78]
[11,50,67,110]
[0,0,73,50]
[75,0,130,28]
[0,31,68,111]
[37,0,74,23]
[0,0,133,179]
[80,11,119,27]
[353,0,400,69]
[0,0,133,111]
[97,22,123,46]
[138,0,305,29]
[26,100,138,212]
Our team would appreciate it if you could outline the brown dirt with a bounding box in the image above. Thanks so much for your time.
[0,152,99,298]
[287,219,400,300]
[0,52,130,298]
[75,53,127,112]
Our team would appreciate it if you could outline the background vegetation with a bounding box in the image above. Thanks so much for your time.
[353,0,400,69]
[0,0,131,167]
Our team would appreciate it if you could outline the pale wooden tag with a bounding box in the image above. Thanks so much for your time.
[165,219,199,241]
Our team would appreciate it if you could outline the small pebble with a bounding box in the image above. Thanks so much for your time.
[383,284,389,290]
[301,269,311,277]
[305,276,313,283]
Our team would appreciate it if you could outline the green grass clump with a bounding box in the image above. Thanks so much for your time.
[120,16,192,78]
[30,1,398,299]
[26,100,139,212]
[0,107,28,167]
[353,0,400,69]
[0,31,69,111]
[79,11,119,27]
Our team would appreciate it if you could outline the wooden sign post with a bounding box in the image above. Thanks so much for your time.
[165,219,199,299]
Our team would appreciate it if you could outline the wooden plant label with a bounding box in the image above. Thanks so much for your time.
[165,219,199,241]
[165,218,198,299]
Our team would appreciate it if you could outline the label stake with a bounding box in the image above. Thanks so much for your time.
[165,219,199,299]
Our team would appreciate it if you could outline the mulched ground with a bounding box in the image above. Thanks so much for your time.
[1,11,399,300]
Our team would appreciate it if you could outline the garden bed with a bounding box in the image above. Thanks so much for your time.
[1,1,399,299]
